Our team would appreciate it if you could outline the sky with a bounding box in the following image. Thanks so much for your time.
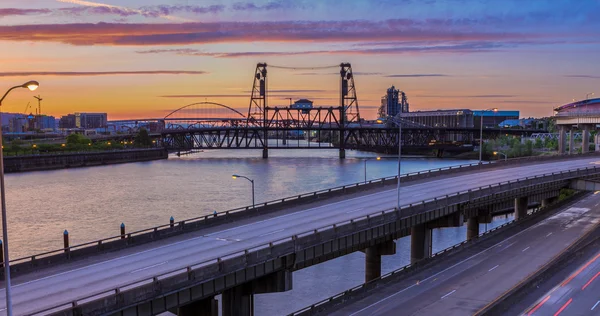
[0,0,599,120]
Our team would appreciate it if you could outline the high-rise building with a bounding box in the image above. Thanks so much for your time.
[380,86,409,117]
[59,114,77,128]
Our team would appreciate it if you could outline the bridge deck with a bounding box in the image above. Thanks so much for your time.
[2,156,600,314]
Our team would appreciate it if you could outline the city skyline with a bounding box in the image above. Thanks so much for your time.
[0,0,599,120]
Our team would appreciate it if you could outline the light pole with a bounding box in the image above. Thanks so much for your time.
[479,108,498,163]
[232,174,255,208]
[586,92,594,100]
[0,80,39,316]
[387,118,403,210]
[493,151,507,161]
[364,156,381,183]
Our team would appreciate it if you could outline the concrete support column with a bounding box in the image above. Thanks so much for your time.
[541,197,558,208]
[222,284,254,316]
[582,125,590,153]
[595,134,600,152]
[262,148,268,159]
[410,224,432,264]
[466,217,480,241]
[178,298,218,316]
[364,240,396,282]
[365,247,382,282]
[515,196,529,220]
[559,126,567,154]
[569,129,575,155]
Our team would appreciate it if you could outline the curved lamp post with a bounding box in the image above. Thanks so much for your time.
[0,80,39,316]
[586,92,594,100]
[364,157,381,184]
[232,174,255,208]
[479,108,498,163]
[493,151,507,161]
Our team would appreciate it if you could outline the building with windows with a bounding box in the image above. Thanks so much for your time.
[59,114,77,128]
[401,109,474,128]
[473,110,519,128]
[379,86,409,117]
[76,112,107,129]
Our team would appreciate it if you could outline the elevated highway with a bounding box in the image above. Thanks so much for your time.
[2,155,600,315]
[318,192,600,316]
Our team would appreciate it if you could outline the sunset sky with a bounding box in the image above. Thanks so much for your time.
[0,0,599,120]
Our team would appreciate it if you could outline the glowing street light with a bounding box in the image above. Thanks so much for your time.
[0,80,40,316]
[493,151,507,161]
[232,174,255,208]
[586,92,594,100]
[364,157,381,183]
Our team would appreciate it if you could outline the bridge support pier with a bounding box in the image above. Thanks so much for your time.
[542,197,557,208]
[364,240,396,282]
[410,224,432,264]
[262,148,268,159]
[515,196,529,220]
[222,283,254,316]
[582,125,590,153]
[178,297,218,316]
[466,217,479,241]
[339,148,346,159]
[569,129,575,155]
[559,126,567,154]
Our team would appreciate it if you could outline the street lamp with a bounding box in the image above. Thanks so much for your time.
[386,117,403,210]
[479,108,498,163]
[586,92,594,100]
[493,151,507,161]
[0,80,39,316]
[364,156,381,183]
[232,174,255,208]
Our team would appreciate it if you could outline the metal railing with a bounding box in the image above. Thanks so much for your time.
[28,166,600,316]
[7,152,600,273]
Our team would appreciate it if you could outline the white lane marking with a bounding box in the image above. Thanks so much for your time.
[348,214,545,316]
[441,289,456,299]
[522,246,530,252]
[488,265,499,272]
[592,300,600,311]
[216,238,228,242]
[498,241,516,251]
[130,261,168,273]
[0,308,5,312]
[546,232,553,237]
[259,229,285,237]
[346,208,364,214]
[13,234,207,288]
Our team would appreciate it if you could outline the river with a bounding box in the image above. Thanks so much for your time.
[3,148,512,315]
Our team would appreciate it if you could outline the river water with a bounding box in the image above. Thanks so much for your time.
[3,148,512,315]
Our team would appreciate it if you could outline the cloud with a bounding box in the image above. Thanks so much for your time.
[0,70,207,77]
[564,75,600,79]
[0,20,534,46]
[56,0,193,22]
[0,8,52,17]
[160,94,250,98]
[232,1,306,11]
[386,74,448,78]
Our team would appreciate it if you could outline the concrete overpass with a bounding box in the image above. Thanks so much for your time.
[554,97,600,154]
[3,154,600,315]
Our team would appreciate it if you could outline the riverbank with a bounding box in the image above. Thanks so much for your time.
[3,148,168,173]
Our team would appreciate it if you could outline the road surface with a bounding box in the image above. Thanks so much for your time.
[523,245,600,315]
[329,189,600,316]
[1,157,600,314]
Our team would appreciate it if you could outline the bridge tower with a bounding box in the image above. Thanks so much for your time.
[247,63,267,127]
[339,63,361,158]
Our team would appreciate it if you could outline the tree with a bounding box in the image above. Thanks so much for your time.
[134,128,152,147]
[66,133,90,145]
[534,138,543,149]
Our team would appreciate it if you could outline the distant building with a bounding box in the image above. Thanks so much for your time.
[59,114,77,128]
[380,86,409,117]
[401,109,474,128]
[36,115,56,130]
[76,112,107,129]
[473,110,519,128]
